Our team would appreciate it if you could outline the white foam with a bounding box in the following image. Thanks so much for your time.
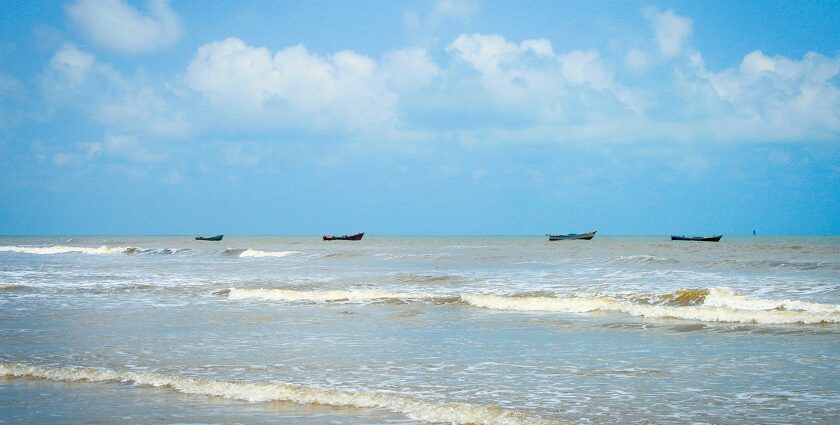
[0,245,129,255]
[462,294,615,313]
[227,288,840,325]
[238,249,300,258]
[0,363,562,425]
[612,255,676,264]
[462,293,840,325]
[703,287,840,314]
[227,288,435,302]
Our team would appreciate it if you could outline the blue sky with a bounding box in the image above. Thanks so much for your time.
[1,0,839,235]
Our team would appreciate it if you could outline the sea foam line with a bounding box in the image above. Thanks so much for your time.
[461,289,840,325]
[0,363,562,425]
[225,288,441,302]
[0,245,130,255]
[223,288,840,325]
[238,249,300,258]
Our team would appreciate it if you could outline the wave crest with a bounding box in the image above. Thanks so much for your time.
[0,363,561,425]
[463,289,840,325]
[703,287,839,313]
[657,288,710,306]
[0,245,131,255]
[219,288,840,325]
[612,255,678,265]
[225,288,445,303]
[239,249,300,258]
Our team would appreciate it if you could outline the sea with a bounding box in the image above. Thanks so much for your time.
[1,236,838,424]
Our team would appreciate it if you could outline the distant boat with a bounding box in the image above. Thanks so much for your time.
[671,235,722,242]
[195,235,223,241]
[323,232,364,241]
[547,231,596,241]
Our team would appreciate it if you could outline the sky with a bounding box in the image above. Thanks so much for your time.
[0,0,839,236]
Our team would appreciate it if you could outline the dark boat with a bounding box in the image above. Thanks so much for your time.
[671,235,722,242]
[547,231,596,241]
[323,232,364,241]
[195,235,223,241]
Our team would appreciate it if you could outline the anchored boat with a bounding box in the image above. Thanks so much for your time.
[323,232,364,241]
[671,235,722,242]
[547,231,596,241]
[195,235,223,241]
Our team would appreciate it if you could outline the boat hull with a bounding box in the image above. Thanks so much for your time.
[195,235,223,241]
[547,231,596,241]
[671,235,722,242]
[323,232,364,241]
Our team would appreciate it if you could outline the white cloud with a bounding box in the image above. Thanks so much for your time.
[558,50,613,90]
[98,133,166,162]
[446,33,640,119]
[383,48,440,90]
[48,44,95,87]
[52,133,164,166]
[185,37,400,132]
[430,0,480,23]
[67,0,181,53]
[701,50,840,138]
[624,48,649,73]
[644,8,693,57]
[447,33,553,74]
[407,0,480,33]
[28,8,840,147]
[39,45,189,138]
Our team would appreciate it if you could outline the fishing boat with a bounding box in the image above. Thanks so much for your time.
[195,235,223,241]
[323,232,364,241]
[547,231,596,241]
[670,235,722,242]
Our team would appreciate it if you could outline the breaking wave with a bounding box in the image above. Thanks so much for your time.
[0,363,561,425]
[220,288,840,325]
[0,245,131,255]
[612,255,678,265]
[238,249,300,258]
[223,288,454,303]
[462,288,840,325]
[0,245,192,256]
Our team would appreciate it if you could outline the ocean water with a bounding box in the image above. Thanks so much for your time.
[1,235,838,424]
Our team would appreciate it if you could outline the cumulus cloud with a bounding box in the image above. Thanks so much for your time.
[558,50,613,90]
[700,50,840,139]
[644,8,693,57]
[383,48,440,90]
[185,37,406,132]
[446,33,640,120]
[32,7,840,147]
[39,45,189,138]
[67,0,181,53]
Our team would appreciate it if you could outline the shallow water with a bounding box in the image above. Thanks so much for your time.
[1,236,838,424]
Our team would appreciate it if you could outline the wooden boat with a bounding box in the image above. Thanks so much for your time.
[670,235,722,242]
[547,231,596,241]
[323,232,364,241]
[195,235,223,241]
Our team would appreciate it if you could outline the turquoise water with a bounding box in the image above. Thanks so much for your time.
[1,236,838,424]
